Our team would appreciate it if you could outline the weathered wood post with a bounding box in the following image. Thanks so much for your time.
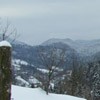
[0,41,12,100]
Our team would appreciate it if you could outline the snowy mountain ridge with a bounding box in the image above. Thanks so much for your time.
[42,38,100,56]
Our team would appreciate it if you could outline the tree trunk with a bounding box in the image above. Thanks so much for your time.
[0,46,12,100]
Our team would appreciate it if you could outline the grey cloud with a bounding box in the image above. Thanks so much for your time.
[1,0,100,45]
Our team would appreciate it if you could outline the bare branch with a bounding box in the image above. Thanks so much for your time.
[0,19,18,42]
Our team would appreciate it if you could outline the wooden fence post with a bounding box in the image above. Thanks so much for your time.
[0,41,12,100]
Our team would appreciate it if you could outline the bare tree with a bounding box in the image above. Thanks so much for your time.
[37,45,66,94]
[0,19,18,42]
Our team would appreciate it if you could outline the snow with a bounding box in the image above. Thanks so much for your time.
[37,67,63,74]
[0,40,12,47]
[37,68,49,73]
[13,64,21,70]
[15,76,30,87]
[11,85,86,100]
[12,61,21,70]
[12,59,29,71]
[28,76,40,84]
[13,59,28,66]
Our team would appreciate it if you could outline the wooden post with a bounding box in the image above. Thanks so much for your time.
[0,41,12,100]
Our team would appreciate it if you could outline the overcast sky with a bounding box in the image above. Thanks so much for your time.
[0,0,100,45]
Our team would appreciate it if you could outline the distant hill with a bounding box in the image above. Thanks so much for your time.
[12,40,79,86]
[42,38,100,56]
[11,38,100,87]
[12,41,77,69]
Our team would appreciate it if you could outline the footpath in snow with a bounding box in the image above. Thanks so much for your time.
[11,85,86,100]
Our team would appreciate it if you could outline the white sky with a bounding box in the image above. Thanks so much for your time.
[0,0,100,45]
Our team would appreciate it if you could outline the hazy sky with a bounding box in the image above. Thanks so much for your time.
[0,0,100,45]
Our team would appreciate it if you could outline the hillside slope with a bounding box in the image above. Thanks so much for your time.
[11,85,86,100]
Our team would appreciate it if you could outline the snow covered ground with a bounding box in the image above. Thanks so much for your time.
[11,85,86,100]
